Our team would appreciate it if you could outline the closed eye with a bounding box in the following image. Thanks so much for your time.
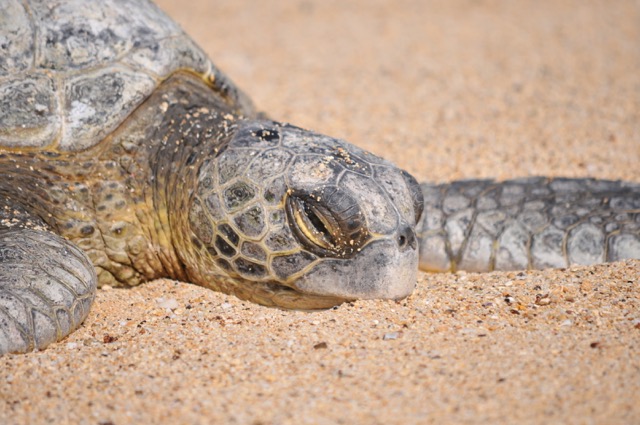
[289,196,337,251]
[286,189,369,258]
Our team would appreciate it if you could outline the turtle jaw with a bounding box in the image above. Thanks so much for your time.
[290,237,419,302]
[188,266,350,310]
[234,279,351,310]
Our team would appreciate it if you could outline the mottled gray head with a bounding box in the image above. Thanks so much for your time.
[187,120,423,309]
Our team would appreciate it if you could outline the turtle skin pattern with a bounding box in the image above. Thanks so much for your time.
[418,178,640,272]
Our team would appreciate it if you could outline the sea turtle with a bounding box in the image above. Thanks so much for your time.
[0,0,638,355]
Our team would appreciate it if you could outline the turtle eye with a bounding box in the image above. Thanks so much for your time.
[401,170,424,224]
[289,196,338,252]
[286,189,369,258]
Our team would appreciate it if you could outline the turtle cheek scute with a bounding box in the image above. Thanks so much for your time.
[372,164,424,227]
[188,197,214,245]
[340,171,397,235]
[401,170,425,224]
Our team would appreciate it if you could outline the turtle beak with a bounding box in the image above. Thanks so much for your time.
[291,234,418,301]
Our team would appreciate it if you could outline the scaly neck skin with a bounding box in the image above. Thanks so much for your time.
[149,117,238,284]
[143,74,245,285]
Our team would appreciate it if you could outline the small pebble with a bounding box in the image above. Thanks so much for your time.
[383,332,400,340]
[156,298,180,310]
[535,294,552,306]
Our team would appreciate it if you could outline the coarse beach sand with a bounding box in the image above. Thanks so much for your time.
[1,1,639,424]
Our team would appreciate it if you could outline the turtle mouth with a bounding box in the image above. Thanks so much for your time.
[245,280,350,310]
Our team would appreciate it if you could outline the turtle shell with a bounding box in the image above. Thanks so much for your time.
[0,0,252,151]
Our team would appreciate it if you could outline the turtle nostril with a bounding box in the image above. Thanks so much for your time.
[397,225,416,251]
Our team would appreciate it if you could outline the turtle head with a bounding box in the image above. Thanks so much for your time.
[186,120,423,309]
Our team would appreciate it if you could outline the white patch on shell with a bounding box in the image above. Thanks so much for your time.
[61,66,157,151]
[0,0,33,75]
[69,101,96,122]
[0,72,60,148]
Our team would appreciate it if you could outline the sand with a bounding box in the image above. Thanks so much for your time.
[1,1,639,424]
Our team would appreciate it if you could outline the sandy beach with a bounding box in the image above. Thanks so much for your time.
[1,1,639,424]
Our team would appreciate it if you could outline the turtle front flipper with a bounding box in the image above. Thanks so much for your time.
[417,177,640,272]
[0,201,97,355]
